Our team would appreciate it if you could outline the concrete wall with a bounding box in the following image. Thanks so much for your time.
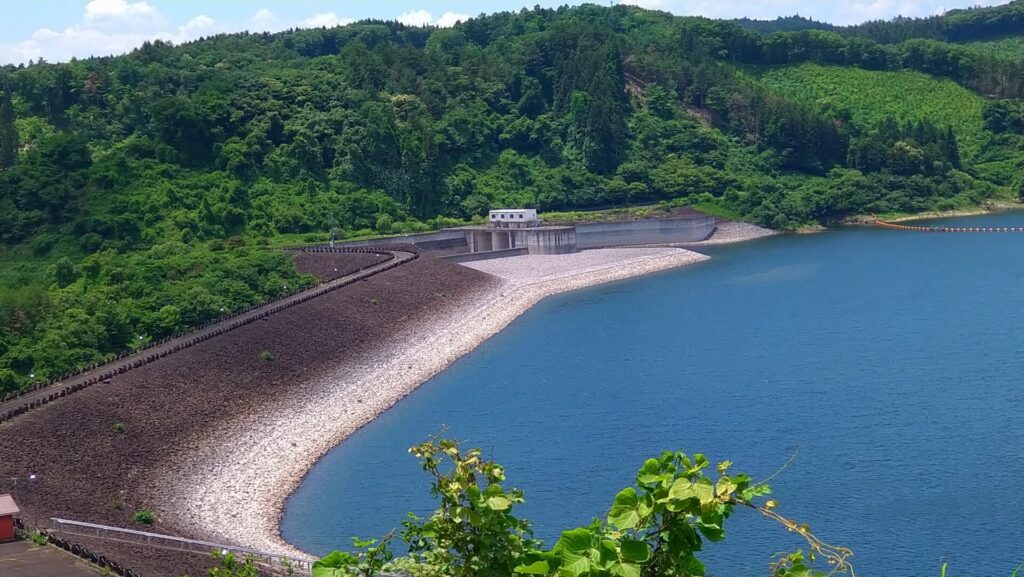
[575,216,714,249]
[332,215,714,256]
[516,227,577,255]
[468,230,492,252]
[339,230,469,253]
[441,247,529,263]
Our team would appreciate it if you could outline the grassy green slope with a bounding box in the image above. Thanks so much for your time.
[758,63,988,159]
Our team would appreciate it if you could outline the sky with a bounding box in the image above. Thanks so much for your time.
[0,0,1011,65]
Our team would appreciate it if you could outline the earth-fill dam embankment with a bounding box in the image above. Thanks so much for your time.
[0,222,774,577]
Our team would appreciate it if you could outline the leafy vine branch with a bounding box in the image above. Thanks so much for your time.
[307,435,854,577]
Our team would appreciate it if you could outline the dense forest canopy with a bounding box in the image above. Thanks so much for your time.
[0,2,1021,393]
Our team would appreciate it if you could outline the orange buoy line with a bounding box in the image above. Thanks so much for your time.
[871,215,1024,233]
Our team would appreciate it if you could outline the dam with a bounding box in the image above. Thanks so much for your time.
[336,209,717,258]
[283,212,1024,577]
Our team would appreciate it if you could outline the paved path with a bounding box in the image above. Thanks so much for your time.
[0,540,100,577]
[0,250,416,421]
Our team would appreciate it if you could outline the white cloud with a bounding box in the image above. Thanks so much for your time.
[0,2,361,64]
[179,15,215,36]
[84,0,165,31]
[397,9,470,27]
[620,0,668,9]
[300,12,355,28]
[0,7,217,65]
[397,9,434,27]
[1,27,147,64]
[249,8,282,31]
[434,11,471,27]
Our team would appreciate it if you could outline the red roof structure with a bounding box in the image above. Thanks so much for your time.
[0,494,19,542]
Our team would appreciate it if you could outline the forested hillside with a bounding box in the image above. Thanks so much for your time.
[0,2,1022,392]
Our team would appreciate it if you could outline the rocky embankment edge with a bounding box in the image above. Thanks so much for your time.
[160,219,779,559]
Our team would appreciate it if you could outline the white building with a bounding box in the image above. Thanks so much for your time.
[488,209,539,228]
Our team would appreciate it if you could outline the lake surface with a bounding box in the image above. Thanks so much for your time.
[282,213,1024,576]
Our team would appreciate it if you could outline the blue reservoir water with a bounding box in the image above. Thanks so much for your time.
[282,214,1024,576]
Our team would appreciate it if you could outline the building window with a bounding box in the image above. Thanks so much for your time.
[519,214,524,218]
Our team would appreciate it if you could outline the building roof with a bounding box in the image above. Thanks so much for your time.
[0,494,19,516]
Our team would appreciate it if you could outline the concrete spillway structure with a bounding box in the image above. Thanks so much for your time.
[467,226,577,255]
[334,212,716,260]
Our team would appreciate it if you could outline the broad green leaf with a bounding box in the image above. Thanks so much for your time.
[555,528,594,554]
[558,554,592,577]
[739,483,773,500]
[668,478,698,501]
[696,519,725,542]
[486,495,511,510]
[515,560,551,575]
[312,551,356,577]
[613,487,639,507]
[715,477,737,498]
[619,539,651,563]
[611,562,642,577]
[608,504,641,530]
[680,554,706,576]
[633,494,653,520]
[694,478,715,506]
[686,453,709,475]
[608,487,643,528]
[679,453,692,469]
[637,459,664,485]
[669,477,715,508]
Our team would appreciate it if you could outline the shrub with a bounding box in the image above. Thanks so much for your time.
[206,552,260,577]
[315,436,854,577]
[258,350,275,363]
[132,509,155,525]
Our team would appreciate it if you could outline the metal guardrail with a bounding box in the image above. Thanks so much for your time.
[49,517,314,574]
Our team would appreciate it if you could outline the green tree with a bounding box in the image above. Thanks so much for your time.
[53,256,78,287]
[0,91,17,169]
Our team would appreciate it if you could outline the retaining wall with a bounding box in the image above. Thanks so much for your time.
[13,518,143,577]
[441,247,529,263]
[575,216,715,249]
[517,227,577,255]
[338,230,469,252]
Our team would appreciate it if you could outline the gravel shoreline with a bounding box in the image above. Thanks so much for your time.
[159,223,777,561]
[157,247,711,559]
[0,222,771,576]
